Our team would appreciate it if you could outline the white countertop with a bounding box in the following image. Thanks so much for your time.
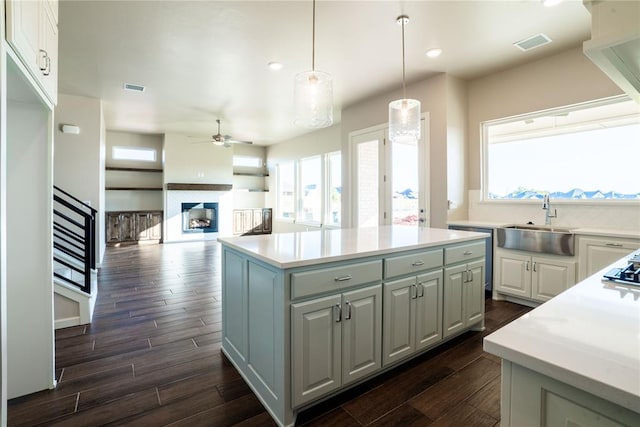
[218,226,489,269]
[484,254,640,413]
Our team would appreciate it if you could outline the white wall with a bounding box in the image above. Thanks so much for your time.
[446,76,468,221]
[163,133,232,185]
[467,46,639,230]
[266,124,341,233]
[54,94,106,262]
[105,131,163,212]
[6,62,54,399]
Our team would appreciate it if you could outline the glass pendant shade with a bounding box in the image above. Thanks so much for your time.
[389,98,421,142]
[294,70,333,128]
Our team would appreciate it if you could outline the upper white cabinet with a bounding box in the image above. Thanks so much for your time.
[577,235,640,281]
[6,0,59,105]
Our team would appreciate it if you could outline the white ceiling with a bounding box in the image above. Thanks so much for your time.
[58,0,592,145]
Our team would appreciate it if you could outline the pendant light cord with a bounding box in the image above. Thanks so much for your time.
[312,0,316,71]
[401,16,407,100]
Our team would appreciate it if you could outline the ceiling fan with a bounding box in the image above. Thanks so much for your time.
[195,119,253,147]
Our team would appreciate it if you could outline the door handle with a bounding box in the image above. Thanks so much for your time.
[345,301,352,320]
[411,284,418,299]
[334,304,342,323]
[533,262,537,272]
[417,283,424,297]
[526,261,530,271]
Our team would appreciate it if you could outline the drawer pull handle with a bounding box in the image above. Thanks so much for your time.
[463,250,473,255]
[334,275,353,282]
[412,261,425,267]
[605,243,623,247]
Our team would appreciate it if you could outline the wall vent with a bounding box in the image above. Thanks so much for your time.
[123,82,146,92]
[513,33,552,51]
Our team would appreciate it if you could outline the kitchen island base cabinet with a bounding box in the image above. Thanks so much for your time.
[501,361,640,427]
[292,284,382,408]
[219,228,488,427]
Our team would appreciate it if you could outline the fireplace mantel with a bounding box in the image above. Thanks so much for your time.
[166,183,232,191]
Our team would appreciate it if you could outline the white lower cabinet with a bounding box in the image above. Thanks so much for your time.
[443,259,484,338]
[577,236,640,281]
[382,269,443,366]
[495,250,576,302]
[291,284,382,408]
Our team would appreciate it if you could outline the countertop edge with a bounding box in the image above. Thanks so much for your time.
[483,333,640,413]
[447,221,640,239]
[218,231,489,269]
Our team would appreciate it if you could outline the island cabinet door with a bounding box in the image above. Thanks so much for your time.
[415,270,443,352]
[464,260,485,326]
[443,264,466,338]
[382,277,415,366]
[342,284,382,386]
[292,295,342,408]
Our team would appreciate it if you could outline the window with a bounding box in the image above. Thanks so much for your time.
[233,155,263,168]
[275,152,342,226]
[483,97,640,201]
[112,146,156,162]
[325,151,342,226]
[298,156,322,224]
[277,162,295,219]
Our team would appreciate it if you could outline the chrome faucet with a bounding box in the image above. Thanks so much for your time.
[542,194,557,225]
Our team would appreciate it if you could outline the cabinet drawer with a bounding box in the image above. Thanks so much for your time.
[445,241,485,265]
[384,249,442,279]
[291,260,382,300]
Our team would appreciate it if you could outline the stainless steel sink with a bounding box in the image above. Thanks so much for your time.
[497,225,575,256]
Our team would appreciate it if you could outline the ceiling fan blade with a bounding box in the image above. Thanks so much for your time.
[227,139,253,145]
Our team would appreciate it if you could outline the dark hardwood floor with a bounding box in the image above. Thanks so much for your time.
[8,241,531,426]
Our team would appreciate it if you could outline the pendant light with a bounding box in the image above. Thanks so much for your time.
[294,0,333,128]
[389,15,420,142]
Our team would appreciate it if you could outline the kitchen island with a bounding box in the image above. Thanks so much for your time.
[484,253,640,426]
[218,226,489,426]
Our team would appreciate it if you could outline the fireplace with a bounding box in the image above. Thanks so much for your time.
[182,202,218,233]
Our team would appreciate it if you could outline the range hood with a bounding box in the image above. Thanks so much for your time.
[583,0,640,103]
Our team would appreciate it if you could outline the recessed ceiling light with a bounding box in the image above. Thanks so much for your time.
[268,62,283,70]
[542,0,563,7]
[425,48,442,58]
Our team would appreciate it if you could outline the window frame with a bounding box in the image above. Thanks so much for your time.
[276,161,296,222]
[324,151,342,228]
[481,95,640,205]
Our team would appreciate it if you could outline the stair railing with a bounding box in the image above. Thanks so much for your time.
[53,186,97,294]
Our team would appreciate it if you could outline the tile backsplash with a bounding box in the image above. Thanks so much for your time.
[467,190,640,231]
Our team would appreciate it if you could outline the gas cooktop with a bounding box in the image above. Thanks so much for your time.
[603,251,640,285]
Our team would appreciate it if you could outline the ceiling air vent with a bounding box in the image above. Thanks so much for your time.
[513,33,552,52]
[123,82,146,92]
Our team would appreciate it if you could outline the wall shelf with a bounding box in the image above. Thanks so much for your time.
[233,172,269,177]
[106,187,163,191]
[106,167,163,173]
